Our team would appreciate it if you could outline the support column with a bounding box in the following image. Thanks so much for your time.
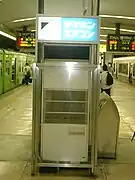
[38,0,44,14]
[91,0,100,16]
[31,0,45,175]
[23,25,28,32]
[115,23,120,37]
[115,23,120,52]
[37,0,44,63]
[89,0,100,176]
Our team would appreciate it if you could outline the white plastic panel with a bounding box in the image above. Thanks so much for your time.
[41,124,88,162]
[41,61,90,162]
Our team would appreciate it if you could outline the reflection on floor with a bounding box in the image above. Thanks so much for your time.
[0,81,135,179]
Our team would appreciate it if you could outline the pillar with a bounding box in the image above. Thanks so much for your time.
[115,23,120,37]
[115,23,120,51]
[38,0,44,14]
[37,0,44,63]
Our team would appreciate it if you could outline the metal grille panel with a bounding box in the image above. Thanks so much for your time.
[43,89,88,125]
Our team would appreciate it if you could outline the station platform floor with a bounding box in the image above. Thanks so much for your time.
[0,81,135,179]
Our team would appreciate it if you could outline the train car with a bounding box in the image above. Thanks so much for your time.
[113,56,135,85]
[3,50,27,93]
[0,49,35,95]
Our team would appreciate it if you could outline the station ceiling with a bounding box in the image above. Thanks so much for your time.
[0,0,135,44]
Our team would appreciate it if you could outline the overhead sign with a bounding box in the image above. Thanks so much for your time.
[17,31,36,48]
[37,16,99,44]
[107,34,135,52]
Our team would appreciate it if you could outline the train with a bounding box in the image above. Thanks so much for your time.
[0,49,35,95]
[113,56,135,85]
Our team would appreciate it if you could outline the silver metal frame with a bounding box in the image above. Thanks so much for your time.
[32,61,100,175]
[32,0,100,175]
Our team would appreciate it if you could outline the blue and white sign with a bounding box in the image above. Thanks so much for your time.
[37,16,99,44]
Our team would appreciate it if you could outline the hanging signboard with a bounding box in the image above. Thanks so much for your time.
[17,31,36,48]
[37,16,100,44]
[107,34,135,52]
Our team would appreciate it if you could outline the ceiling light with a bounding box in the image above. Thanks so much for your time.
[100,39,106,42]
[120,28,135,33]
[100,34,107,37]
[0,31,16,41]
[101,27,135,33]
[101,27,115,31]
[12,17,36,23]
[100,15,135,20]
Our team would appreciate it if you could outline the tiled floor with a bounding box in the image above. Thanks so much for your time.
[0,81,135,179]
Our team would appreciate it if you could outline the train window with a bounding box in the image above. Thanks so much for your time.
[19,62,22,72]
[119,63,128,75]
[0,60,2,77]
[5,61,10,75]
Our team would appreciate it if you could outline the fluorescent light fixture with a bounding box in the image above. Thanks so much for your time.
[100,39,106,42]
[100,34,107,37]
[101,27,115,31]
[120,28,135,33]
[12,17,36,23]
[100,15,135,20]
[0,31,16,41]
[101,27,135,33]
[31,29,36,32]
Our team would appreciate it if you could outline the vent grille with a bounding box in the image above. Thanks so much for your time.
[43,89,88,125]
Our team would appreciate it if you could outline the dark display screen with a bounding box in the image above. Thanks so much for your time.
[17,31,36,48]
[44,45,89,60]
[107,34,135,52]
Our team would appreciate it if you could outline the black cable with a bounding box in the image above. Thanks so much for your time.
[98,160,108,180]
[19,153,31,180]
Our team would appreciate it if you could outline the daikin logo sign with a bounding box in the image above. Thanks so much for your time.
[37,16,99,44]
[61,18,98,41]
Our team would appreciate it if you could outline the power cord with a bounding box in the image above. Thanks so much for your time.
[98,161,108,180]
[19,153,31,180]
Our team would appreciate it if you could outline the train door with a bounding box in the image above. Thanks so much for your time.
[11,57,16,87]
[3,53,12,93]
[17,56,23,85]
[0,53,3,95]
[129,63,133,84]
